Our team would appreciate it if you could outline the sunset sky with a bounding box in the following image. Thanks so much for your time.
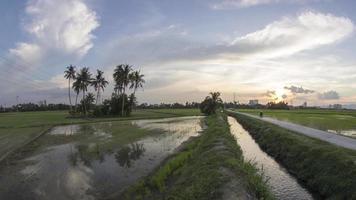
[1,0,356,106]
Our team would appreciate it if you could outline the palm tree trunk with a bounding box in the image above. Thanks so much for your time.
[75,93,79,112]
[83,90,86,116]
[68,79,72,111]
[96,89,99,105]
[121,88,125,116]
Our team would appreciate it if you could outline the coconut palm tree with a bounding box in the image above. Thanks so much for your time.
[113,64,132,116]
[129,70,145,96]
[91,70,109,105]
[129,70,145,110]
[64,65,76,111]
[76,67,92,115]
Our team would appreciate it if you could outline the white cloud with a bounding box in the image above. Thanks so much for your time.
[167,11,354,62]
[211,0,326,9]
[9,43,42,66]
[8,0,99,67]
[228,11,354,59]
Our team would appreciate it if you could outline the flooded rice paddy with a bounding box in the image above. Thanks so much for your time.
[228,117,314,200]
[0,116,202,200]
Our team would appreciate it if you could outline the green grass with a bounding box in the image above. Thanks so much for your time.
[236,108,356,132]
[229,111,356,199]
[0,109,200,160]
[120,114,274,200]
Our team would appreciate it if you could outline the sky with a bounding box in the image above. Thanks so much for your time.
[1,0,356,106]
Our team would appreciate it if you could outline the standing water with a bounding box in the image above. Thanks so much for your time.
[0,116,202,200]
[228,117,314,200]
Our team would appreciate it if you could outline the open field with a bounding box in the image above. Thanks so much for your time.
[229,112,356,199]
[0,109,201,160]
[236,109,356,136]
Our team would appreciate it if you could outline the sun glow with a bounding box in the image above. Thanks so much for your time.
[275,88,285,101]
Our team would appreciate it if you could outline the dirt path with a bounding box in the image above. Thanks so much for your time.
[228,110,356,151]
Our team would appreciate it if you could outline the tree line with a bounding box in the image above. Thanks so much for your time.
[64,64,145,117]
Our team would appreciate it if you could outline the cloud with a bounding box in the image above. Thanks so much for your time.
[284,85,314,94]
[229,11,354,59]
[165,11,354,63]
[8,0,99,67]
[318,90,340,100]
[9,43,43,67]
[265,90,276,97]
[210,0,327,9]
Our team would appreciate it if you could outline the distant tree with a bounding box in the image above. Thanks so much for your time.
[64,65,76,111]
[200,92,223,115]
[91,70,109,105]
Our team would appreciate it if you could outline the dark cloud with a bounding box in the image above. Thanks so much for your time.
[265,90,276,97]
[284,85,314,94]
[318,90,340,100]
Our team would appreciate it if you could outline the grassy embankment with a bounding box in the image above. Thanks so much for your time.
[0,109,201,160]
[237,108,356,133]
[119,113,273,200]
[229,111,356,199]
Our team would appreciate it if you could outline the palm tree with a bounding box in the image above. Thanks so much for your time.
[91,70,109,105]
[64,65,76,111]
[129,70,145,109]
[129,70,145,96]
[76,67,92,115]
[113,64,132,116]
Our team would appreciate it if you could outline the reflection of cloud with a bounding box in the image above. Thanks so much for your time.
[284,85,314,94]
[318,90,340,100]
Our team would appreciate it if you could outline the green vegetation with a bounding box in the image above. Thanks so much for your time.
[120,114,273,200]
[199,92,222,115]
[237,108,356,132]
[229,112,356,199]
[0,109,200,160]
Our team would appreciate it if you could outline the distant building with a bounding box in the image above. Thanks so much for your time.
[329,104,342,109]
[249,99,259,106]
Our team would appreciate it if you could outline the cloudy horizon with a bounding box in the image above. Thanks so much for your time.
[1,0,356,107]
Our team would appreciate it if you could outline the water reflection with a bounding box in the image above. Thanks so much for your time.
[115,143,145,168]
[0,116,202,200]
[68,144,105,167]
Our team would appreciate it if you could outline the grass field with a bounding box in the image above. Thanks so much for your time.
[0,109,201,160]
[236,109,356,134]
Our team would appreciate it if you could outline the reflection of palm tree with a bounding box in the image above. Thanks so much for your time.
[68,143,105,167]
[115,143,145,168]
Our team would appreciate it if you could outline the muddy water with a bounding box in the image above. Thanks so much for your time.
[228,117,314,200]
[0,116,202,200]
